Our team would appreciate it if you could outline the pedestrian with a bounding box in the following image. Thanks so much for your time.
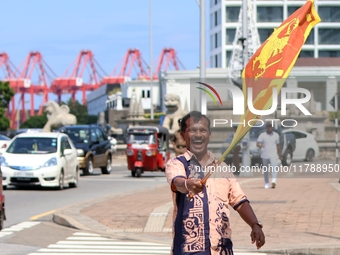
[256,122,282,189]
[166,111,265,255]
[171,129,187,156]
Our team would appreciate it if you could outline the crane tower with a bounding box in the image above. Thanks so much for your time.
[228,0,261,80]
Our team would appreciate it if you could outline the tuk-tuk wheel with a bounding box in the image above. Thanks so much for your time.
[135,168,141,178]
[131,170,136,177]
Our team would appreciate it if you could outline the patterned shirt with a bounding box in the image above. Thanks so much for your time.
[166,150,248,255]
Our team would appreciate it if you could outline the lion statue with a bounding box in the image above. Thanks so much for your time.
[162,94,187,134]
[42,101,77,132]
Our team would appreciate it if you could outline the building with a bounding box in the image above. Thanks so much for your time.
[209,0,340,68]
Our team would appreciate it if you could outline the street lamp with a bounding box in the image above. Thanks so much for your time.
[149,0,154,120]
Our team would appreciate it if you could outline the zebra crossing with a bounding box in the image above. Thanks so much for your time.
[28,232,172,255]
[0,221,40,238]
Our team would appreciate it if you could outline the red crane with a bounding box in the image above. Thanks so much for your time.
[101,49,149,85]
[152,48,185,80]
[0,53,19,128]
[51,50,105,104]
[4,52,54,128]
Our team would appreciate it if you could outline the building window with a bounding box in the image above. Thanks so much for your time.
[215,33,218,48]
[319,7,340,22]
[319,50,340,57]
[226,6,240,22]
[257,7,283,22]
[258,28,273,43]
[226,28,236,45]
[298,51,314,58]
[305,31,314,45]
[214,11,218,26]
[287,6,299,16]
[226,50,232,65]
[319,29,340,44]
[215,55,218,68]
[142,90,150,98]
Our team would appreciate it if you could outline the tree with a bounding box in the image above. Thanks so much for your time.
[0,81,15,131]
[20,115,48,129]
[65,99,90,124]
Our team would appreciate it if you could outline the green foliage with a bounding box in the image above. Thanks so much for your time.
[144,112,166,119]
[329,111,340,121]
[108,88,122,96]
[0,81,15,131]
[65,99,88,124]
[20,115,48,128]
[87,115,98,124]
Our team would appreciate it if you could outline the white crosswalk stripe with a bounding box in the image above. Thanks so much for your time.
[28,232,171,255]
[0,221,40,238]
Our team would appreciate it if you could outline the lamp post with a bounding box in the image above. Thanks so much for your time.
[199,0,206,114]
[149,0,154,120]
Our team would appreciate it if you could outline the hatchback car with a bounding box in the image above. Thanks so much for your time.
[0,135,11,151]
[282,129,319,161]
[58,125,113,175]
[0,132,79,190]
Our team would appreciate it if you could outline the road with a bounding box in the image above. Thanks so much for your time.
[0,164,171,255]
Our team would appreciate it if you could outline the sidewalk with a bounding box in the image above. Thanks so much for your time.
[53,166,340,254]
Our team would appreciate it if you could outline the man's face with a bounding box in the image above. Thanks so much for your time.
[266,125,273,133]
[181,117,211,157]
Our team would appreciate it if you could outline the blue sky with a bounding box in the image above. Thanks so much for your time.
[0,0,209,107]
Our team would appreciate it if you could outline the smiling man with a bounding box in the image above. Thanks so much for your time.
[165,111,265,255]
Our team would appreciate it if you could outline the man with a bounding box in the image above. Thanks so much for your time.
[166,111,265,255]
[257,122,281,189]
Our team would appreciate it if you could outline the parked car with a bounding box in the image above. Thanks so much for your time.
[221,124,296,166]
[282,129,319,161]
[58,125,113,175]
[0,132,79,190]
[0,135,11,151]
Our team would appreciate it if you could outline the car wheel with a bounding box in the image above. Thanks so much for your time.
[131,169,136,177]
[3,186,7,190]
[282,149,292,166]
[84,157,94,175]
[69,168,79,188]
[58,170,64,190]
[101,155,112,174]
[305,149,315,162]
[0,207,4,230]
[136,168,142,178]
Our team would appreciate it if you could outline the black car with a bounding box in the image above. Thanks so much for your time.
[58,124,113,175]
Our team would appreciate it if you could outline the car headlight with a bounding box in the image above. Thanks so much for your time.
[43,157,57,167]
[77,149,85,157]
[0,156,8,167]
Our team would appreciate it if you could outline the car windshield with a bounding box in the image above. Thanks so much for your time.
[128,134,156,144]
[7,137,58,154]
[249,126,265,138]
[63,128,90,144]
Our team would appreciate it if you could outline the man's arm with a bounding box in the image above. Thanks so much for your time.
[236,201,265,249]
[257,133,264,148]
[173,177,204,194]
[277,144,282,159]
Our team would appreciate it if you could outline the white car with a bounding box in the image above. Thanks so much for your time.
[282,129,319,161]
[0,132,79,190]
[0,135,11,151]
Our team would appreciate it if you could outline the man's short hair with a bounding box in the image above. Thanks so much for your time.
[265,122,272,127]
[180,111,211,132]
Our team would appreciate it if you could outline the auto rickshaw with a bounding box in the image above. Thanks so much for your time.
[126,126,170,177]
[0,166,6,230]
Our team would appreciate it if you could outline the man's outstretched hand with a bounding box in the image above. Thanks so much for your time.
[186,178,205,194]
[250,225,265,249]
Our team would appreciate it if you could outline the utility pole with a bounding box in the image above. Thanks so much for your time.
[241,0,251,168]
[149,0,154,120]
[199,0,206,114]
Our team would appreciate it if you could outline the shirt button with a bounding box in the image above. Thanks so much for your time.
[209,236,212,239]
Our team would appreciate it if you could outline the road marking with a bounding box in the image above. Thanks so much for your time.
[30,210,56,220]
[0,221,40,238]
[28,231,171,255]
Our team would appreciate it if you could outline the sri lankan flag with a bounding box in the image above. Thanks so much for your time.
[219,0,320,164]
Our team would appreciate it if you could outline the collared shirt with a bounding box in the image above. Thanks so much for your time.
[166,150,248,255]
[257,131,280,159]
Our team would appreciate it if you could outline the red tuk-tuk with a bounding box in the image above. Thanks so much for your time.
[126,126,170,177]
[0,167,6,230]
